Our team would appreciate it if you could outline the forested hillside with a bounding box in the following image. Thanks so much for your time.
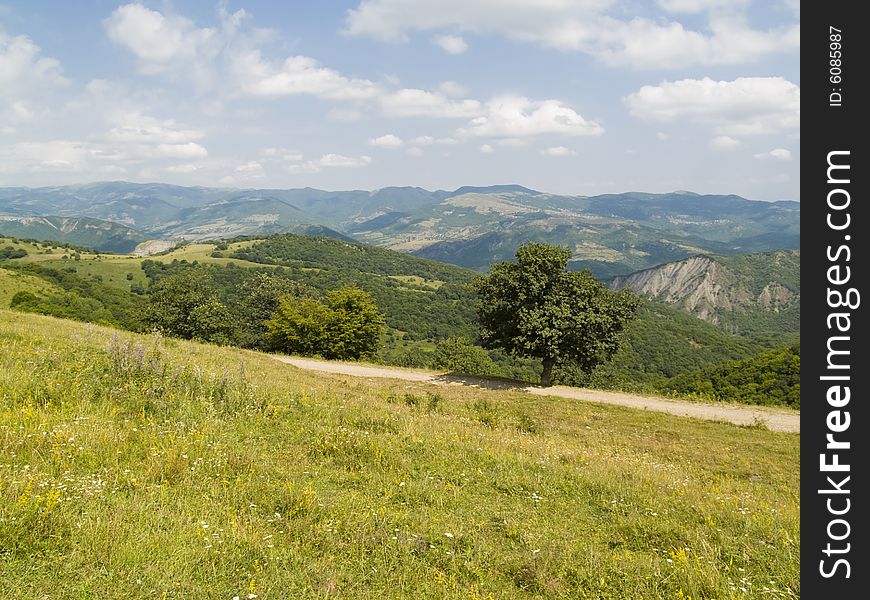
[0,233,797,403]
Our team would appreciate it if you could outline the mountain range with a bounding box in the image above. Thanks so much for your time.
[0,182,799,278]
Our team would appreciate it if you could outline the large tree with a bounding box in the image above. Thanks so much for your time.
[145,270,234,343]
[474,242,640,386]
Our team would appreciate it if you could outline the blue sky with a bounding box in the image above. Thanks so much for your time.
[0,1,799,199]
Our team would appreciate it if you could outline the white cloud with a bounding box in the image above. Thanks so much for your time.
[287,154,372,173]
[1,32,68,133]
[458,96,603,139]
[0,32,68,95]
[157,142,208,159]
[380,88,480,118]
[754,148,792,160]
[412,135,435,146]
[219,160,265,184]
[624,77,800,136]
[231,51,380,99]
[656,131,669,141]
[262,147,304,162]
[369,133,404,147]
[104,112,205,144]
[479,144,494,153]
[166,163,200,174]
[433,34,468,54]
[343,0,799,69]
[406,147,424,157]
[438,81,467,97]
[710,135,740,150]
[541,146,576,157]
[656,0,750,13]
[100,111,209,159]
[103,3,218,75]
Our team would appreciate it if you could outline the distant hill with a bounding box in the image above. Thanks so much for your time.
[406,191,799,277]
[0,215,147,253]
[0,182,798,276]
[610,250,799,341]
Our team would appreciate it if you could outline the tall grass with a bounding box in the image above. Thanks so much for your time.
[0,310,799,598]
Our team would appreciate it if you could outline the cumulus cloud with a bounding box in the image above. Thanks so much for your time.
[103,3,219,80]
[458,96,603,139]
[287,154,372,173]
[624,77,800,136]
[104,112,205,145]
[710,135,740,150]
[754,148,792,160]
[369,133,404,147]
[343,0,799,69]
[406,146,424,157]
[479,144,494,153]
[0,32,68,94]
[219,160,265,184]
[438,81,467,97]
[1,32,68,133]
[231,51,380,99]
[541,146,576,157]
[380,88,480,118]
[433,34,468,54]
[656,0,750,13]
[166,163,200,174]
[101,111,208,159]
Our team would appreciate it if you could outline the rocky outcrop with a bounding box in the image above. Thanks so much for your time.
[611,252,799,325]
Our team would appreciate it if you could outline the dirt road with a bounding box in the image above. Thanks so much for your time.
[272,356,800,433]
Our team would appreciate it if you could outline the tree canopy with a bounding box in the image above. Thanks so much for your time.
[267,286,385,360]
[474,242,640,386]
[144,269,234,343]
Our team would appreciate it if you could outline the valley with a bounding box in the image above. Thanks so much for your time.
[0,183,799,279]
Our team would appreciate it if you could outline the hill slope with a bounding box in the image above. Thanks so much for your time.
[0,215,148,253]
[610,250,799,340]
[0,310,799,597]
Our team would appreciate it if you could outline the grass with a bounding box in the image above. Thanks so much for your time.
[0,239,275,291]
[0,268,61,307]
[0,310,799,598]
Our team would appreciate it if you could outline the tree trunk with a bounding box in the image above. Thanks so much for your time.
[540,357,555,387]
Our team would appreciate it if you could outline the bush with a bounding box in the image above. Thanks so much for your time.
[267,287,385,360]
[0,246,27,260]
[431,337,499,376]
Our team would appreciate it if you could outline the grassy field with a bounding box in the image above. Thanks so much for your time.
[0,310,798,598]
[0,268,62,306]
[0,238,273,291]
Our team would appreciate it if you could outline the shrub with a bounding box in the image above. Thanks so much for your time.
[431,337,499,376]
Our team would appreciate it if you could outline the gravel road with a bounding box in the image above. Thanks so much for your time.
[272,356,800,433]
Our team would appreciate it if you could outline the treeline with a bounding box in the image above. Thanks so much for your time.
[577,300,766,389]
[142,257,478,342]
[659,344,800,408]
[231,234,474,284]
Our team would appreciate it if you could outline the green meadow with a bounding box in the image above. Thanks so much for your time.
[0,310,799,598]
